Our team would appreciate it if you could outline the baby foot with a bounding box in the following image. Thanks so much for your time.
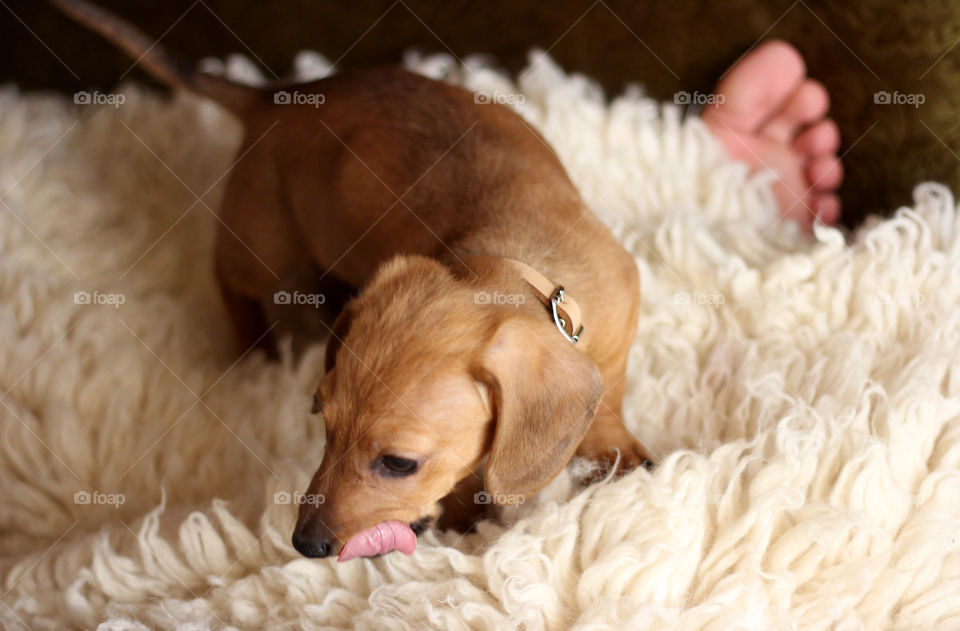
[702,40,843,229]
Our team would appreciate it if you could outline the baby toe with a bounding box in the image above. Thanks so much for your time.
[805,155,844,191]
[793,119,840,157]
[707,39,806,133]
[762,79,830,143]
[813,194,841,225]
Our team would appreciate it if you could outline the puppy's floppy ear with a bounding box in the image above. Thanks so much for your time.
[477,318,604,503]
[324,304,355,372]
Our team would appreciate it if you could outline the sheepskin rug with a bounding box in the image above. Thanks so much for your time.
[1,50,959,630]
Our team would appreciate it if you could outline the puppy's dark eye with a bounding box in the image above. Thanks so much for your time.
[377,455,419,477]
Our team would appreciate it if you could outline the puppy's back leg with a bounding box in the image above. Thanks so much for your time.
[216,259,277,356]
[214,148,311,357]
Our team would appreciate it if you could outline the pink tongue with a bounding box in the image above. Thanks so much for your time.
[337,520,417,562]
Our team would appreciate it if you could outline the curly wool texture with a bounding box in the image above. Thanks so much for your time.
[1,51,959,630]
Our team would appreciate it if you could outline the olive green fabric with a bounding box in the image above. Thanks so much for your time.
[3,0,956,227]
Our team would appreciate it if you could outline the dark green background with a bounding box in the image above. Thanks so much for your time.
[3,0,959,228]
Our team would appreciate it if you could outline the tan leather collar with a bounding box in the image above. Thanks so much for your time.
[502,258,583,344]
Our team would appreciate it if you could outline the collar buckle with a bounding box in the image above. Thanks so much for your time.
[499,257,585,345]
[550,286,583,344]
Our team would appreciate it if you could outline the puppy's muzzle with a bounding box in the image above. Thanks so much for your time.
[292,518,337,558]
[291,516,436,559]
[292,532,334,558]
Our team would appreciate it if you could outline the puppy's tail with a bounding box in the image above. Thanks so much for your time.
[51,0,257,116]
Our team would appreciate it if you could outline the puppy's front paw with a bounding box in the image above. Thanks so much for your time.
[437,475,490,533]
[576,431,654,479]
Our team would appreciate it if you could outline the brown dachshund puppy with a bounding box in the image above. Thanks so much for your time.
[56,0,653,561]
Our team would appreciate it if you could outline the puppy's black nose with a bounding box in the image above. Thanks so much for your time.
[292,532,334,558]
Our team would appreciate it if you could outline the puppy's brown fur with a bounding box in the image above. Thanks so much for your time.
[56,0,653,558]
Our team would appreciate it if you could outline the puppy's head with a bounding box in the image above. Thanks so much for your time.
[292,255,603,560]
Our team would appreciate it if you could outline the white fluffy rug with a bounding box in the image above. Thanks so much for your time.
[2,50,960,630]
